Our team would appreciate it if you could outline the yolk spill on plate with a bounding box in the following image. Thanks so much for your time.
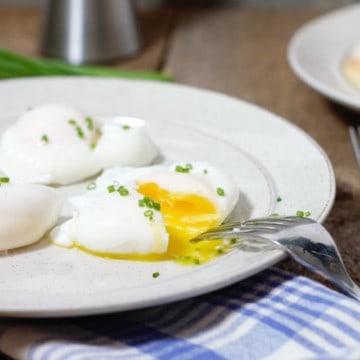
[76,182,230,265]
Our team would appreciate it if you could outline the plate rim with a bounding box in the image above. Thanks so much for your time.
[0,76,336,317]
[287,3,360,111]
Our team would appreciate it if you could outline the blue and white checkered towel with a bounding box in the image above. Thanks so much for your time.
[0,268,359,360]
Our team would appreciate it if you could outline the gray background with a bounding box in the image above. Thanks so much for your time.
[0,0,358,9]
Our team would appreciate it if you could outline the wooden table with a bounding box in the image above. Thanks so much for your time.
[0,4,359,288]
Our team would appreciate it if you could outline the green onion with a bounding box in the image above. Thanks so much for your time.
[0,177,10,183]
[107,185,116,193]
[217,187,225,196]
[76,126,85,139]
[144,209,154,220]
[40,134,49,144]
[85,117,94,131]
[153,202,161,211]
[138,196,160,211]
[296,210,311,217]
[175,164,192,173]
[122,124,130,130]
[0,48,173,82]
[118,185,129,196]
[276,196,282,202]
[152,272,160,278]
[68,119,77,126]
[230,238,238,245]
[203,169,208,174]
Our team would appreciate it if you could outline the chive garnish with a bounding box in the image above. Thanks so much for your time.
[152,272,160,278]
[107,185,116,193]
[68,119,77,126]
[85,117,94,131]
[203,169,208,174]
[76,126,85,139]
[122,124,130,130]
[118,185,129,196]
[276,196,282,202]
[296,210,311,218]
[144,209,154,220]
[0,177,10,183]
[40,134,49,144]
[217,187,225,196]
[175,163,192,173]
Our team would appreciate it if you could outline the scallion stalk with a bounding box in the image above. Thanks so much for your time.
[0,48,173,82]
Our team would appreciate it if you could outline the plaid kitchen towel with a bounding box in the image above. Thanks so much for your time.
[0,267,359,360]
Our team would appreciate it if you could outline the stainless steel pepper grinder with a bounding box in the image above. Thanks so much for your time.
[40,0,142,64]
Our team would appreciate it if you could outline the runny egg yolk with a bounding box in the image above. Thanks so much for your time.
[137,182,226,264]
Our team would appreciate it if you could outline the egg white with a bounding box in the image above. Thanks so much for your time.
[51,190,169,255]
[0,183,61,251]
[0,104,158,185]
[50,161,238,258]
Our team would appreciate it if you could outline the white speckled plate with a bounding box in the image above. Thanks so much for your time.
[288,4,360,111]
[0,77,335,317]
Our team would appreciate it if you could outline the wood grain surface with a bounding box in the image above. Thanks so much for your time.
[0,5,359,287]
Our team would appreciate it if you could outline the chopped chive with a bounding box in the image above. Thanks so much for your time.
[122,124,130,130]
[40,134,49,144]
[153,202,161,211]
[144,209,154,220]
[68,119,77,126]
[203,169,208,174]
[85,117,94,131]
[138,199,145,207]
[296,210,305,217]
[305,211,311,217]
[87,182,96,190]
[194,258,201,265]
[118,185,129,196]
[217,187,225,196]
[276,196,282,202]
[217,248,224,254]
[144,197,153,208]
[152,272,160,278]
[76,126,85,138]
[107,185,116,193]
[230,238,238,245]
[0,177,10,183]
[270,213,279,217]
[175,164,191,173]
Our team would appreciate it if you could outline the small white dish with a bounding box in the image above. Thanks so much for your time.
[288,4,360,111]
[0,77,335,317]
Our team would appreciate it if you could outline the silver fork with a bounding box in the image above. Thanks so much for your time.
[191,216,360,301]
[349,124,360,168]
